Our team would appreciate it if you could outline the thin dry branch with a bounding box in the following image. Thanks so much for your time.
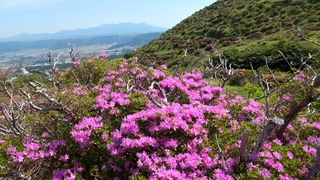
[207,54,234,87]
[239,130,250,162]
[297,27,320,46]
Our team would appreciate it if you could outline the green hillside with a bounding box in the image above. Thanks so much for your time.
[130,0,320,70]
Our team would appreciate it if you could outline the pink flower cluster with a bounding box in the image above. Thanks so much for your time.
[311,122,320,130]
[259,151,284,172]
[107,102,222,178]
[293,72,306,84]
[95,62,236,178]
[71,116,103,148]
[6,136,65,163]
[95,85,131,114]
[99,51,108,59]
[53,162,84,180]
[303,145,317,158]
[72,60,81,66]
[72,86,88,96]
[5,59,319,179]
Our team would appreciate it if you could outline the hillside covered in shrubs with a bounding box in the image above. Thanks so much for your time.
[131,0,320,69]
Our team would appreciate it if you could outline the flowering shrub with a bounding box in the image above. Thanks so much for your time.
[6,137,66,163]
[0,58,319,179]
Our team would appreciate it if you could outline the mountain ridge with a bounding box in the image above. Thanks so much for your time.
[0,23,166,42]
[0,32,162,55]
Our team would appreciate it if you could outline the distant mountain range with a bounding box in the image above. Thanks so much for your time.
[0,28,163,72]
[0,32,162,54]
[0,23,166,55]
[0,23,166,42]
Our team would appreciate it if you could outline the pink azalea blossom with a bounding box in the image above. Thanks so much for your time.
[283,95,293,102]
[273,151,282,160]
[293,72,306,84]
[59,154,69,163]
[99,51,108,59]
[311,122,320,130]
[273,138,282,146]
[72,60,81,66]
[0,139,5,146]
[287,151,294,160]
[259,168,272,179]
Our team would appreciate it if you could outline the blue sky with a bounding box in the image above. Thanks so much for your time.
[0,0,215,38]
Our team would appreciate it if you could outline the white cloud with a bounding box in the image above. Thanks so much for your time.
[0,0,62,10]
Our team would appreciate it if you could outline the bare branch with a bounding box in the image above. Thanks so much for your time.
[206,53,234,87]
[251,120,277,156]
[297,27,320,46]
[239,130,250,162]
[215,133,227,171]
[278,50,293,70]
[150,81,168,105]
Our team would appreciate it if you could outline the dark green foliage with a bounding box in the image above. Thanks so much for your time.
[222,40,320,70]
[130,0,320,69]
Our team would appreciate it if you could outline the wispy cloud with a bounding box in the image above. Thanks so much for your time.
[0,0,62,10]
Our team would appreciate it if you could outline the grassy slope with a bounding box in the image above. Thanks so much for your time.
[130,0,320,70]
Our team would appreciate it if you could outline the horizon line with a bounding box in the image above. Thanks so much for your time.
[0,22,169,39]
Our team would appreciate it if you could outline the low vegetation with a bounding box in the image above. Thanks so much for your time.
[131,0,320,69]
[0,51,318,179]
